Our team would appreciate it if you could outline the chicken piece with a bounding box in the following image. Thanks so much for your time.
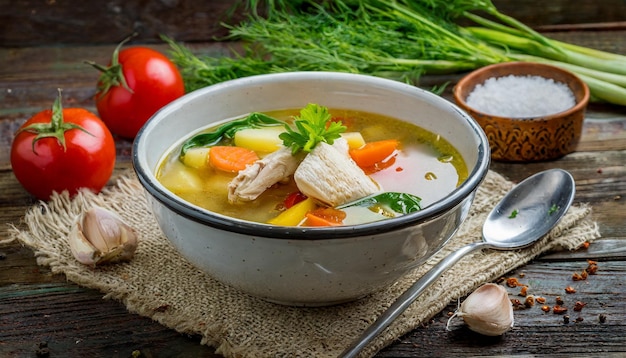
[228,147,303,203]
[294,139,381,207]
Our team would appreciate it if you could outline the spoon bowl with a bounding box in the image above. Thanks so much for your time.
[483,168,576,249]
[341,169,576,357]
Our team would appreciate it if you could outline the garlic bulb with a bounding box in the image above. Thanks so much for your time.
[448,283,514,336]
[68,206,138,266]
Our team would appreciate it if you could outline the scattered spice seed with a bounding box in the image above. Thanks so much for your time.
[553,305,568,314]
[541,305,551,313]
[524,296,535,308]
[556,296,564,305]
[506,277,522,287]
[599,314,607,323]
[563,315,570,324]
[511,298,524,309]
[536,296,546,304]
[519,286,528,297]
[519,272,526,278]
[586,260,598,275]
[575,316,584,323]
[565,286,577,294]
[572,271,588,281]
[573,301,587,312]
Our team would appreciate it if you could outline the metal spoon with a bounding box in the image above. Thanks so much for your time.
[340,168,576,358]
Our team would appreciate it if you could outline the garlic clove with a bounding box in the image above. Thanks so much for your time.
[68,206,138,266]
[450,283,514,336]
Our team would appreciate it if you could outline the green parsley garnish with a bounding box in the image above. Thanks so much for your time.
[508,209,519,219]
[548,204,560,215]
[279,103,346,155]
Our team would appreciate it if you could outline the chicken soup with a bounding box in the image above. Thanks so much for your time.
[156,103,467,226]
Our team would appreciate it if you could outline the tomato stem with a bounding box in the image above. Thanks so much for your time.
[86,34,137,97]
[16,89,93,154]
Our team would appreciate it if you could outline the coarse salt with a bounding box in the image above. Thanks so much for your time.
[465,74,576,118]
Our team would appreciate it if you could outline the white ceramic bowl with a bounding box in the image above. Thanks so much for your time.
[133,72,490,306]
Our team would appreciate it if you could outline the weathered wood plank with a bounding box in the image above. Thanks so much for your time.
[2,0,626,47]
[378,260,626,357]
[0,283,219,357]
[1,14,625,357]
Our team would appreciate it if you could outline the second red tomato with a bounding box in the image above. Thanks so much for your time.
[94,45,185,139]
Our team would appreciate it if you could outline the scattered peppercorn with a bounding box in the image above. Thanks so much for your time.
[565,286,576,294]
[573,301,587,312]
[575,316,584,323]
[581,270,588,280]
[511,298,524,309]
[519,272,526,278]
[506,277,522,287]
[524,295,535,308]
[553,305,568,314]
[556,296,564,305]
[572,270,588,281]
[563,315,570,324]
[586,260,598,275]
[519,286,528,297]
[599,314,607,323]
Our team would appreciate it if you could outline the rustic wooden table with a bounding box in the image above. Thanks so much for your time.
[1,26,625,358]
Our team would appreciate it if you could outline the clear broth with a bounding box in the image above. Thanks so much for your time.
[156,108,468,224]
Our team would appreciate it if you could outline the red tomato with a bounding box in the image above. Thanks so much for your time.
[10,93,116,201]
[283,191,308,209]
[91,40,185,138]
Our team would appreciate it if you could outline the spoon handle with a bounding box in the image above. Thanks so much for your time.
[339,241,488,358]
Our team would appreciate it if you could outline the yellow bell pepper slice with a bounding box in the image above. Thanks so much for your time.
[267,198,316,226]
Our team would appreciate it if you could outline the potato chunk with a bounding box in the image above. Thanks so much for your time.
[234,126,285,153]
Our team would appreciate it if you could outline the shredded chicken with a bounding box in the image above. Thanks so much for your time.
[294,139,381,207]
[228,147,303,203]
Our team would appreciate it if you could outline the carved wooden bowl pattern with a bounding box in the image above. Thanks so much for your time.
[454,62,589,162]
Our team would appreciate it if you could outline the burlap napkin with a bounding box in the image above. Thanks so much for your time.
[9,170,600,358]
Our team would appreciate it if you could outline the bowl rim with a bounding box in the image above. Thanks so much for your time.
[132,71,490,240]
[453,61,590,121]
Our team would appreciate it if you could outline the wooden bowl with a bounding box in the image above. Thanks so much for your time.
[453,62,589,162]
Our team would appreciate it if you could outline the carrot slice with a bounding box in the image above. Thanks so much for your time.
[304,207,346,227]
[349,139,399,169]
[208,146,259,172]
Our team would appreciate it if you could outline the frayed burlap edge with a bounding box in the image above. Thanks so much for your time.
[8,170,600,358]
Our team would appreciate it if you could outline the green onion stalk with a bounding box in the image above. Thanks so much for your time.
[165,0,626,106]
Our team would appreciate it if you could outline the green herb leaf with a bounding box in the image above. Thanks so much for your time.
[548,204,559,215]
[338,192,422,215]
[180,112,285,157]
[279,103,346,155]
[508,209,519,219]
